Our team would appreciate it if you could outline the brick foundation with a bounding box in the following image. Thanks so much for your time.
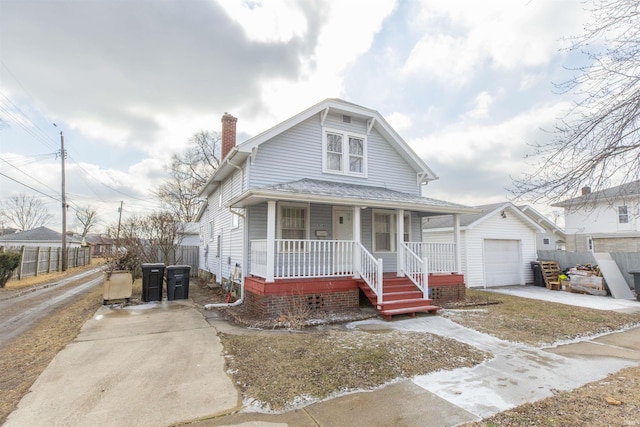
[429,282,466,305]
[244,276,360,319]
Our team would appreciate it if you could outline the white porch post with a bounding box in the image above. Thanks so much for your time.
[266,200,276,282]
[396,209,404,277]
[353,206,361,275]
[453,213,461,273]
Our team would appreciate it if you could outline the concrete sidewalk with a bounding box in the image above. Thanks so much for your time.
[4,301,239,427]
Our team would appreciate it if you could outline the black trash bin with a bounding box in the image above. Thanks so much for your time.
[530,261,544,287]
[141,263,165,302]
[166,265,190,300]
[628,271,640,301]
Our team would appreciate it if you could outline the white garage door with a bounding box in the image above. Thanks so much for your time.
[484,239,521,287]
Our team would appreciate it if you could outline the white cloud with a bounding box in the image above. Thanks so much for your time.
[401,0,586,85]
[462,91,495,120]
[215,0,308,43]
[411,101,571,174]
[386,111,413,132]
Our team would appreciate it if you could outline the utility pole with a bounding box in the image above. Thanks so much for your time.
[60,130,67,271]
[116,201,123,244]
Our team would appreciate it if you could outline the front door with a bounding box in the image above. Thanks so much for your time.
[333,208,354,273]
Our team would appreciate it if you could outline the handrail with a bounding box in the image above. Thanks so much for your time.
[401,242,429,299]
[355,242,383,305]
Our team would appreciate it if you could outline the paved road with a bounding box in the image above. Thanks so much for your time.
[0,268,104,349]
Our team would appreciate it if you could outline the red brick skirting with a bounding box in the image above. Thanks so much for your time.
[428,274,466,305]
[244,276,360,319]
[243,274,466,318]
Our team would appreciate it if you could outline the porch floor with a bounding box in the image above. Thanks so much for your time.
[357,273,440,320]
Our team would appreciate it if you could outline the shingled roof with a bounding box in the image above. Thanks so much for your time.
[553,180,640,208]
[0,226,82,243]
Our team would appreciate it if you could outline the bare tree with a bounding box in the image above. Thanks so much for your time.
[512,0,640,204]
[156,130,221,221]
[75,206,99,238]
[0,193,53,231]
[106,211,184,276]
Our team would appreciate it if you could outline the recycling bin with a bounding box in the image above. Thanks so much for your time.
[141,263,165,302]
[628,271,640,301]
[166,265,190,300]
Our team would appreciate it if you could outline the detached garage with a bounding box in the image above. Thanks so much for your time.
[423,202,544,288]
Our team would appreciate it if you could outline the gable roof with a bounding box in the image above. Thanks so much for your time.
[553,180,640,208]
[518,205,565,238]
[423,202,545,232]
[227,178,479,215]
[0,226,82,243]
[199,98,438,197]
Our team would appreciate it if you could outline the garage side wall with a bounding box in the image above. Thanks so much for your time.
[466,214,537,287]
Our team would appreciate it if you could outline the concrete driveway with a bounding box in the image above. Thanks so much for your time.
[4,301,239,427]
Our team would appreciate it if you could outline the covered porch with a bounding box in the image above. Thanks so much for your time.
[230,179,476,319]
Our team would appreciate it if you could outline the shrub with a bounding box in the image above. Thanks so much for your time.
[0,252,21,288]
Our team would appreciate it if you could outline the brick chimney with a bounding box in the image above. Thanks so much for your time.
[581,186,591,196]
[221,112,237,160]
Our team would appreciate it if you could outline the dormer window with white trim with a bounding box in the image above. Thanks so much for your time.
[322,128,367,177]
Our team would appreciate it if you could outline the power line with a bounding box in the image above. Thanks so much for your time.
[0,156,60,196]
[0,171,60,203]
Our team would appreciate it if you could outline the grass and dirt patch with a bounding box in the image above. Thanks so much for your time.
[220,329,490,411]
[442,289,640,346]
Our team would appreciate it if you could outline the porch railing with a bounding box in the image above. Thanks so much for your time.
[249,239,383,304]
[404,242,457,273]
[401,243,428,299]
[355,242,383,306]
[250,239,356,279]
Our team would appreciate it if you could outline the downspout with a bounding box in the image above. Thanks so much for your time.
[205,158,246,309]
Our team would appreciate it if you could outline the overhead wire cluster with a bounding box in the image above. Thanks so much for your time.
[0,61,167,224]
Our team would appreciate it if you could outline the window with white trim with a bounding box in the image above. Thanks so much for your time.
[618,205,629,223]
[209,220,214,241]
[278,204,309,252]
[231,211,239,228]
[323,128,367,176]
[374,212,393,252]
[373,211,410,252]
[543,238,550,245]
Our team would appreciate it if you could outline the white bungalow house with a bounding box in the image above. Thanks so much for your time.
[554,182,640,252]
[196,99,478,319]
[423,202,545,288]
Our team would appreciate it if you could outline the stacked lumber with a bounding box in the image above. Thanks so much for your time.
[565,266,608,296]
[540,261,561,290]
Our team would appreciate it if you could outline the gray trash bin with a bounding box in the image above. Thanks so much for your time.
[141,263,165,302]
[628,271,640,301]
[166,265,190,300]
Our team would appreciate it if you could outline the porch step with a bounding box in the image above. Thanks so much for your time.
[378,305,440,321]
[356,276,440,320]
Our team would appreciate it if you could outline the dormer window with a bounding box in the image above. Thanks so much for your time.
[322,128,367,177]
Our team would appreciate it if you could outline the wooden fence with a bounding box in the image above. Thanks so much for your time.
[3,245,199,280]
[152,245,199,277]
[538,250,640,288]
[3,246,93,280]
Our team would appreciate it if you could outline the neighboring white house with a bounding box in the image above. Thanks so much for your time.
[0,226,83,248]
[196,98,479,318]
[423,202,545,288]
[553,182,640,252]
[519,205,566,251]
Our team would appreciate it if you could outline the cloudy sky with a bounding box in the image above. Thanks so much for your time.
[0,0,591,232]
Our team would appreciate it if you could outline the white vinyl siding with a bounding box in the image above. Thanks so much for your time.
[247,113,420,195]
